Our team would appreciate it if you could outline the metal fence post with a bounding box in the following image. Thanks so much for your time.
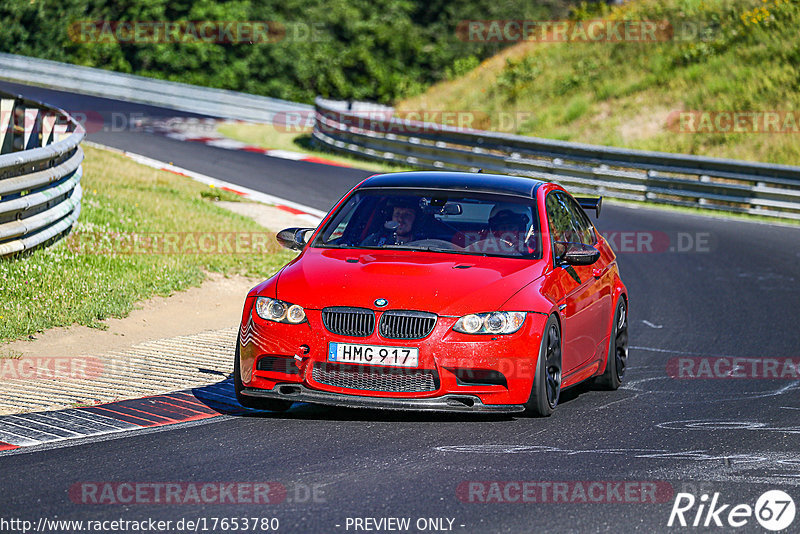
[312,98,800,221]
[24,108,42,150]
[0,99,13,154]
[41,112,57,147]
[0,90,85,256]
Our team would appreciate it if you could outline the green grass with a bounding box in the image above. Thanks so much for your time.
[215,123,412,174]
[398,0,800,166]
[0,146,295,343]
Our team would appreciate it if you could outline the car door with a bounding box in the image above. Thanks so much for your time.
[545,191,610,374]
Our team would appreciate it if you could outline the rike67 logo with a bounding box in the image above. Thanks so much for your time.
[668,490,795,531]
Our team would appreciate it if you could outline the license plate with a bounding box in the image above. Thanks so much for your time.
[327,342,419,368]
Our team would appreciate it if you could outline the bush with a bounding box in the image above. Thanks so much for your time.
[0,0,576,104]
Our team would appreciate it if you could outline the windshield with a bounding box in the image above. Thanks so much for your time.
[312,189,541,258]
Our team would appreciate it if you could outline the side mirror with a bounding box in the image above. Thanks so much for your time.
[557,242,600,266]
[276,227,315,251]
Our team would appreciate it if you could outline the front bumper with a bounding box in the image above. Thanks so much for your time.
[241,384,524,413]
[238,307,548,409]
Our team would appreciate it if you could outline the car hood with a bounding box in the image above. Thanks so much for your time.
[274,248,547,316]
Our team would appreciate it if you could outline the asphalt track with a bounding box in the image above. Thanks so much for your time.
[1,81,799,533]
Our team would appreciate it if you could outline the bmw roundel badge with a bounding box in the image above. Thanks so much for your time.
[374,298,388,307]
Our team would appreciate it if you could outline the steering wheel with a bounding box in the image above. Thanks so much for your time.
[404,239,463,250]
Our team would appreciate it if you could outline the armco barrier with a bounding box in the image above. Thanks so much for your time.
[0,89,85,256]
[0,52,311,123]
[312,98,800,221]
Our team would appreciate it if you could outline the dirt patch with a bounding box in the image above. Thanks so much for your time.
[617,104,678,144]
[0,200,308,414]
[1,272,255,361]
[1,202,305,361]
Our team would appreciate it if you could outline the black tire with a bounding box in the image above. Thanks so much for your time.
[594,298,628,390]
[524,315,562,417]
[234,343,293,412]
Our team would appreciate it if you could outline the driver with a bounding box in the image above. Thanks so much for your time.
[487,203,531,253]
[362,198,421,246]
[390,204,417,244]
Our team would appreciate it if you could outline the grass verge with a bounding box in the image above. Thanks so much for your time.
[0,145,295,343]
[398,0,800,166]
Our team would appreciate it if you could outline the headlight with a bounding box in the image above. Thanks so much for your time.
[255,297,306,324]
[453,312,526,334]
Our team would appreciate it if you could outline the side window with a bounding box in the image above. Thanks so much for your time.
[321,196,358,242]
[545,192,573,244]
[560,193,596,245]
[545,191,596,264]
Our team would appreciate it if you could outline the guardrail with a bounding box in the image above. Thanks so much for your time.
[0,89,85,256]
[0,53,310,123]
[313,98,800,221]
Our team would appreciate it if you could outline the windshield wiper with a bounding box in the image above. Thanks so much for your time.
[415,246,466,254]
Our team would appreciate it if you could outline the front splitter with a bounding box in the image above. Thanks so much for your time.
[241,384,524,413]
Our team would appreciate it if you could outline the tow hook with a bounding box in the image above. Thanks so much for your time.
[294,345,311,371]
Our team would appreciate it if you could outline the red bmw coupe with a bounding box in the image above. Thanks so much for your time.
[235,171,628,416]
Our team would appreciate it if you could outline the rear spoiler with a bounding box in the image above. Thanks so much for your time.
[576,196,602,217]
